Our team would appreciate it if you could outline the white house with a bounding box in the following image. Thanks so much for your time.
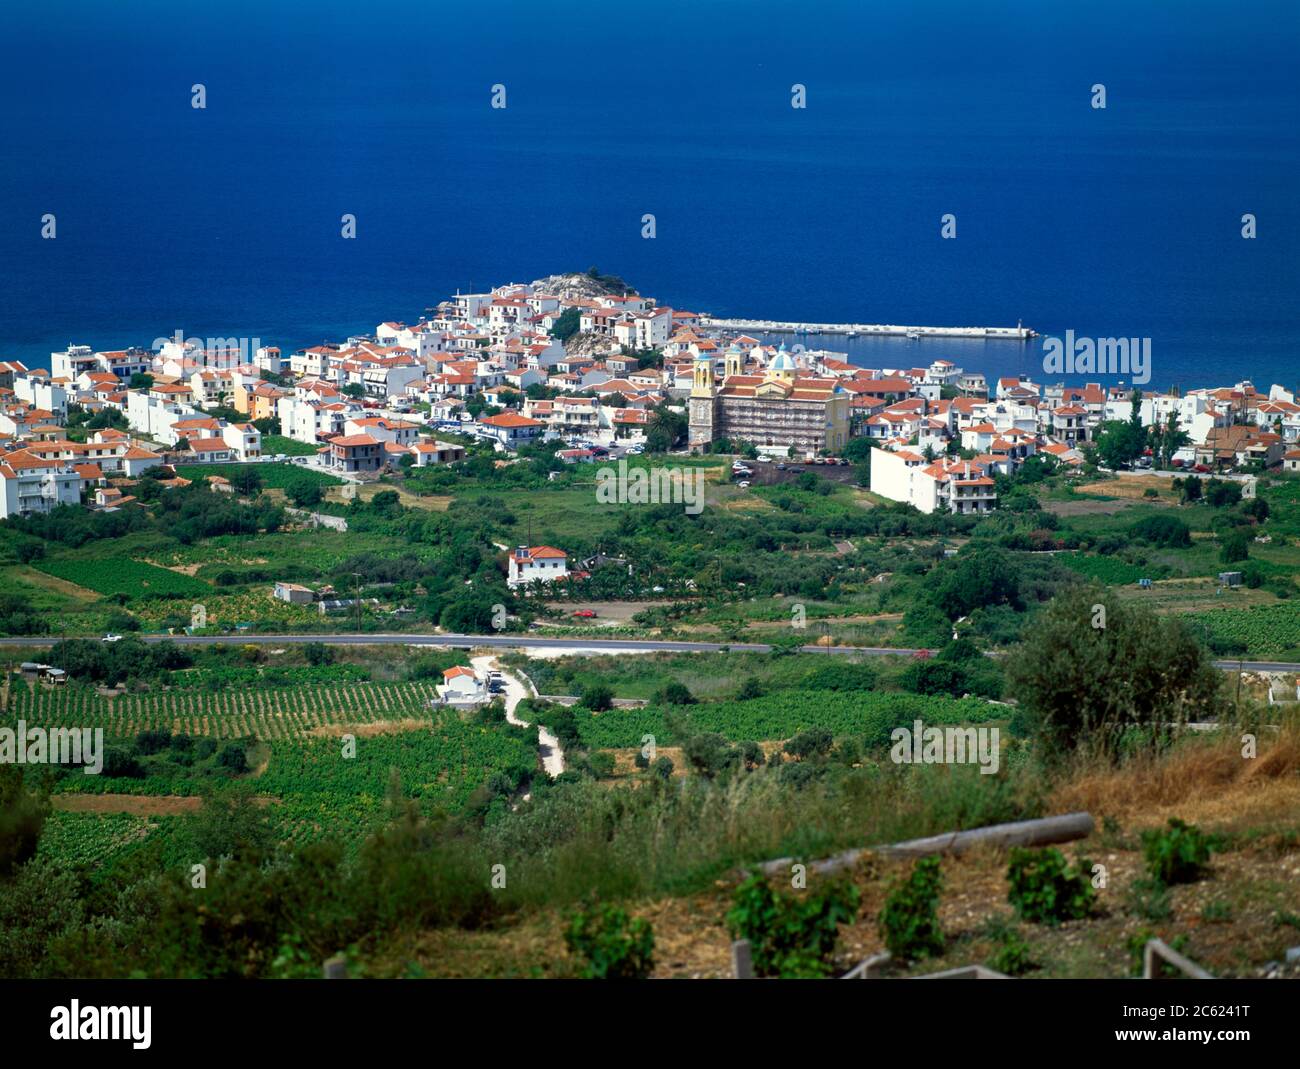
[871,449,997,515]
[436,665,488,707]
[507,545,569,588]
[221,422,262,461]
[0,452,82,518]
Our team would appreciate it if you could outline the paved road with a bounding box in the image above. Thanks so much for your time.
[1,632,1295,672]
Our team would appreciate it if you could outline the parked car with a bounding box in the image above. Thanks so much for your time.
[737,480,750,489]
[911,648,933,659]
[776,462,787,471]
[757,455,772,463]
[572,609,597,619]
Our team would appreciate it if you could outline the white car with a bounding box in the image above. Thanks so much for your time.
[101,633,123,643]
[738,480,750,489]
[757,455,772,463]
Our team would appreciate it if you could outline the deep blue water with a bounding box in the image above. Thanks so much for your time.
[1,0,1297,390]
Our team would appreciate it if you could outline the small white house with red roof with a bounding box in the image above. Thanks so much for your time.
[507,545,569,589]
[436,665,487,707]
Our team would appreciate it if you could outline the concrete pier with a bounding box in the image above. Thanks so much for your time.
[700,317,1036,340]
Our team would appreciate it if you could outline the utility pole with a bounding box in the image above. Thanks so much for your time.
[353,571,362,634]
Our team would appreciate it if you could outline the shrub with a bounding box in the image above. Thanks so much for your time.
[134,727,172,755]
[800,661,877,692]
[1005,847,1095,924]
[983,915,1035,976]
[217,743,249,773]
[878,857,944,962]
[728,873,860,978]
[1127,930,1189,977]
[580,683,614,712]
[1205,479,1242,508]
[900,660,970,698]
[1126,877,1173,921]
[585,752,616,779]
[1219,530,1249,564]
[1129,514,1191,547]
[1141,818,1215,885]
[564,902,654,979]
[654,681,696,706]
[783,727,834,762]
[303,642,335,667]
[286,478,323,508]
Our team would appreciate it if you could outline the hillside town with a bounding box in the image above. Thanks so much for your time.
[1,271,1296,520]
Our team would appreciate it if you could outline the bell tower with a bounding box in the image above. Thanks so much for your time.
[724,342,744,380]
[688,353,717,452]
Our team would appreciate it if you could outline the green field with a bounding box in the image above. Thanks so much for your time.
[11,678,440,743]
[34,557,211,599]
[176,462,342,488]
[1181,601,1300,658]
[566,690,1003,749]
[260,435,322,457]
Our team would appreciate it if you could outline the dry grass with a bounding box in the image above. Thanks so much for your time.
[1050,722,1300,827]
[1075,476,1173,500]
[306,718,431,738]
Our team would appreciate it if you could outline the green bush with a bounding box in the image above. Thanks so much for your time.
[1129,514,1191,547]
[564,902,654,979]
[878,857,944,962]
[1126,877,1172,921]
[654,681,696,706]
[727,873,859,978]
[1141,818,1215,885]
[1005,847,1095,924]
[580,683,614,712]
[982,915,1035,976]
[1127,930,1189,977]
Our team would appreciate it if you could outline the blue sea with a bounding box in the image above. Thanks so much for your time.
[1,0,1297,391]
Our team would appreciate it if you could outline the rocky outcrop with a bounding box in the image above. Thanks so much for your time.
[564,331,621,357]
[530,270,638,302]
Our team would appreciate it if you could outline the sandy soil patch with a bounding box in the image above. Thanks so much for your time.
[53,794,204,816]
[306,718,432,738]
[16,566,100,601]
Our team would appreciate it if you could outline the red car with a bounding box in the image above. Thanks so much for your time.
[911,648,933,659]
[572,609,597,619]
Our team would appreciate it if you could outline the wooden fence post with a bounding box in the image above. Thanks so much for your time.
[731,939,754,979]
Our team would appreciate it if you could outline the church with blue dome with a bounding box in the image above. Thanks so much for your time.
[688,342,850,454]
